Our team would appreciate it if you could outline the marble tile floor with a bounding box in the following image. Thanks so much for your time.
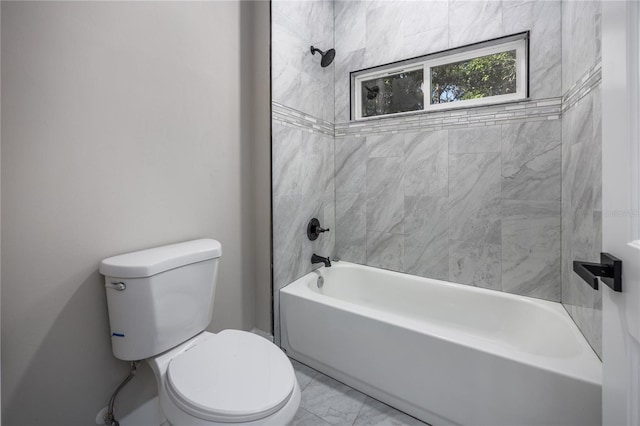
[290,359,430,426]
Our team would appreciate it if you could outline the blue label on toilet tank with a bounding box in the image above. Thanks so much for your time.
[112,332,125,338]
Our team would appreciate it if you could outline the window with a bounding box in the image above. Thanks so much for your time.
[359,67,424,118]
[351,33,528,120]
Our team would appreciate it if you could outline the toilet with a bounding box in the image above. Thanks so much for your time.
[99,239,301,425]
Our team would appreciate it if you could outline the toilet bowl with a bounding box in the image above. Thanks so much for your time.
[149,330,300,426]
[100,239,301,426]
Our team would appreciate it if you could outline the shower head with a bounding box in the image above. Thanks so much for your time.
[310,46,335,68]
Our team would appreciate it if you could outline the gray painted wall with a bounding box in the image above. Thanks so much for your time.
[1,1,269,424]
[560,0,603,358]
[249,0,274,336]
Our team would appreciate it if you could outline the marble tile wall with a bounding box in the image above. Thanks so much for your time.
[561,0,601,94]
[332,0,564,302]
[272,0,335,123]
[271,0,335,342]
[272,122,335,342]
[335,121,562,300]
[560,0,602,358]
[334,0,562,123]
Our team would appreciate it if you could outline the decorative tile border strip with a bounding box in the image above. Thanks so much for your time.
[562,61,602,113]
[272,102,334,137]
[273,97,562,139]
[334,97,561,138]
[273,62,601,138]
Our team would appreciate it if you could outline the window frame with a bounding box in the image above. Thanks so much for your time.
[350,32,529,121]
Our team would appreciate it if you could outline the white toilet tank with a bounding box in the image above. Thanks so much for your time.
[99,239,222,361]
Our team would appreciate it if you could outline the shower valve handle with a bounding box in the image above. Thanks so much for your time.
[307,218,329,241]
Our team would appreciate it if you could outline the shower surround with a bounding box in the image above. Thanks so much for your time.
[271,0,602,357]
[560,0,603,357]
[271,0,336,341]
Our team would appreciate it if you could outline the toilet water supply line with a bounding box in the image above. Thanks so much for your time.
[104,360,141,426]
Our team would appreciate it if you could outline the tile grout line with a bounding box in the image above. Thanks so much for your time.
[351,395,368,426]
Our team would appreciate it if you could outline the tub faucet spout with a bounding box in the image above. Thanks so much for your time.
[311,253,331,267]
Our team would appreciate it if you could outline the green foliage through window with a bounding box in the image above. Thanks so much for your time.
[430,51,517,104]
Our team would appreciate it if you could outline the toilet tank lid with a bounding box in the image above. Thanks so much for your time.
[99,239,222,278]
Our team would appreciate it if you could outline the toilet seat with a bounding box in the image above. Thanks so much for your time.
[165,330,295,423]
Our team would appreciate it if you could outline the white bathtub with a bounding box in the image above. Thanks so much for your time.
[280,262,602,426]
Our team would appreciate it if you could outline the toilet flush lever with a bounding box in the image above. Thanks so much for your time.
[106,281,127,291]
